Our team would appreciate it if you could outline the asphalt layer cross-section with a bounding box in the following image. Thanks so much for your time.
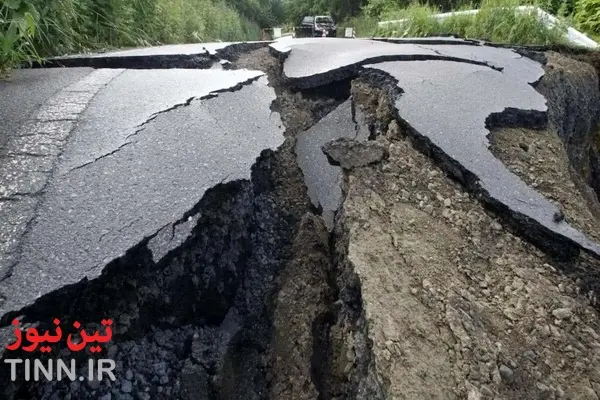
[2,37,600,335]
[47,41,270,69]
[366,59,600,256]
[0,69,284,320]
[295,99,368,229]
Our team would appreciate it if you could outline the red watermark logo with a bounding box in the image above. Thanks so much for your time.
[6,318,113,353]
[4,318,116,382]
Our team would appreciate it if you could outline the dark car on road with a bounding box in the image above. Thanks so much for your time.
[295,15,337,38]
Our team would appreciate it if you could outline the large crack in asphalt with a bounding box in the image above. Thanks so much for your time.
[4,40,600,400]
[0,44,386,400]
[57,69,266,176]
[357,62,600,260]
[65,73,267,175]
[0,45,331,400]
[37,42,271,70]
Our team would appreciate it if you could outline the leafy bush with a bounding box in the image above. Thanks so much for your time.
[0,0,41,75]
[574,0,600,37]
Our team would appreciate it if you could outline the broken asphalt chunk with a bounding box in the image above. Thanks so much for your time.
[322,137,389,170]
[269,38,515,89]
[364,59,600,258]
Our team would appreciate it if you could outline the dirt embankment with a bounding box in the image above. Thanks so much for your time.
[237,46,600,400]
[4,44,600,400]
[322,51,600,399]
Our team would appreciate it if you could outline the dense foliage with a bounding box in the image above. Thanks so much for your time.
[0,0,598,75]
[0,0,40,76]
[574,0,600,38]
[25,0,283,55]
[380,1,567,43]
[0,0,284,73]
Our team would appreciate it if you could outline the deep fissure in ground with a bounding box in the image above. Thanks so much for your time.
[3,43,600,400]
[0,47,379,400]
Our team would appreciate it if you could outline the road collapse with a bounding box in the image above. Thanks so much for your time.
[1,38,600,399]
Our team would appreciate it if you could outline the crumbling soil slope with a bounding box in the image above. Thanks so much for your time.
[3,43,600,400]
[336,74,600,399]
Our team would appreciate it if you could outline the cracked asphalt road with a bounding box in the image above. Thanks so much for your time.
[296,99,369,229]
[0,67,283,320]
[1,37,600,347]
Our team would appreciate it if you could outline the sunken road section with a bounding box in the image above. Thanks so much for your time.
[38,42,271,69]
[1,38,600,400]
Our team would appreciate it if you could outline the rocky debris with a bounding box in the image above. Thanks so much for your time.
[30,327,193,400]
[3,39,600,400]
[490,126,600,244]
[499,364,514,382]
[552,307,574,320]
[338,116,600,400]
[334,77,600,400]
[350,80,395,138]
[322,137,389,170]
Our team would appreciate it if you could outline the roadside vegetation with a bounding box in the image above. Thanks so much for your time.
[1,0,599,75]
[366,0,569,44]
[301,0,599,44]
[573,0,600,41]
[0,0,283,74]
[0,0,40,76]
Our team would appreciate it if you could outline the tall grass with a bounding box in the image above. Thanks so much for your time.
[1,0,263,75]
[373,0,568,44]
[23,0,261,57]
[340,14,380,36]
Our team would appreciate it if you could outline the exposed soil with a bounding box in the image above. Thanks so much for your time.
[269,213,331,400]
[4,43,600,400]
[490,126,600,242]
[339,78,600,399]
[235,47,351,137]
[534,52,600,200]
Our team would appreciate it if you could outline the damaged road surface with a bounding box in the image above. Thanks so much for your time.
[0,65,295,399]
[3,37,600,400]
[1,68,283,316]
